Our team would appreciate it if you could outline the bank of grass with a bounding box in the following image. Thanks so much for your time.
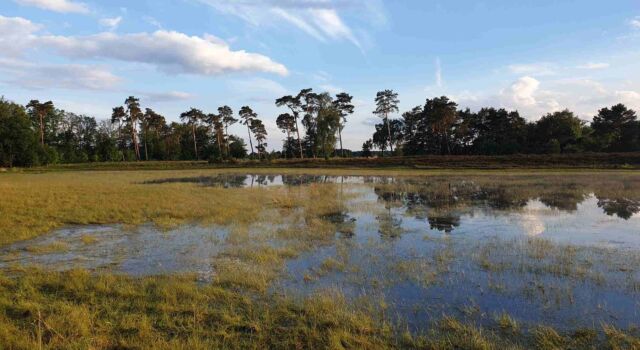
[0,170,277,246]
[1,268,639,349]
[7,152,640,173]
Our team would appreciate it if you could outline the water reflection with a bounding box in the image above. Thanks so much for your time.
[145,173,640,224]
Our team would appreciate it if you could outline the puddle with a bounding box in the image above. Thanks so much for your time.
[1,224,228,279]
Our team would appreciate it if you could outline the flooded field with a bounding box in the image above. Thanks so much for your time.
[3,172,640,340]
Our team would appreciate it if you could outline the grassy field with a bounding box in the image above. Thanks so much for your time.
[1,168,640,349]
[3,167,640,247]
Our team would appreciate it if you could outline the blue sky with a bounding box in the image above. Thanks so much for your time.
[1,0,639,150]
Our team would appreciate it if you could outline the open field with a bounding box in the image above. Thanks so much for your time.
[1,169,640,349]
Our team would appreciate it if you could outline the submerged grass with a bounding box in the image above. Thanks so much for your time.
[1,269,639,349]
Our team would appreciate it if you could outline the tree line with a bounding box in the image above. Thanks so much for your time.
[0,89,638,167]
[364,92,639,157]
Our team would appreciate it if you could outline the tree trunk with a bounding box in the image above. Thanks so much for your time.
[295,116,304,159]
[339,126,344,157]
[323,136,329,160]
[192,124,198,160]
[131,127,140,161]
[386,115,394,154]
[285,130,290,159]
[225,124,230,158]
[144,128,149,161]
[445,132,451,155]
[247,126,254,156]
[217,131,222,158]
[118,121,124,161]
[39,114,45,146]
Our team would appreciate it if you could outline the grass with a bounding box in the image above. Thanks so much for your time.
[79,234,98,245]
[1,269,638,349]
[23,241,70,254]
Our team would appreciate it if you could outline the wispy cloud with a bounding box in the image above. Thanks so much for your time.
[195,0,384,49]
[143,16,163,29]
[435,57,442,88]
[141,91,193,103]
[99,16,122,31]
[508,63,557,76]
[629,16,640,29]
[576,62,609,70]
[13,0,89,14]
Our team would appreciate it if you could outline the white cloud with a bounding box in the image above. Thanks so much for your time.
[272,8,326,42]
[309,8,360,48]
[0,15,41,56]
[35,31,288,76]
[505,76,540,107]
[435,57,442,88]
[14,0,89,14]
[142,91,193,103]
[0,16,288,76]
[629,16,640,29]
[455,76,639,122]
[0,17,288,77]
[616,91,640,107]
[0,58,121,90]
[576,62,610,70]
[99,16,122,31]
[508,63,557,76]
[143,16,163,29]
[196,0,383,48]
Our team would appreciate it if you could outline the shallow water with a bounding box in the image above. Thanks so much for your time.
[3,173,640,331]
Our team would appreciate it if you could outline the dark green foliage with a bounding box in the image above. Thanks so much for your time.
[373,120,403,156]
[529,110,584,153]
[333,92,354,157]
[373,89,400,153]
[592,104,639,152]
[250,117,268,158]
[228,135,248,159]
[4,91,640,168]
[466,108,528,155]
[0,98,39,167]
[362,139,373,157]
[395,94,637,156]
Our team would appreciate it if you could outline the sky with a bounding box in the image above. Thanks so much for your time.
[1,0,639,151]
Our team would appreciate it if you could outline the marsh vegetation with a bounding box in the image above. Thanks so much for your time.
[1,169,640,349]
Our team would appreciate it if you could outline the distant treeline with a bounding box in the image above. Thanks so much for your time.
[365,93,639,157]
[0,89,638,167]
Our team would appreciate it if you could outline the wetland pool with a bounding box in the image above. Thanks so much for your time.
[3,173,640,333]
